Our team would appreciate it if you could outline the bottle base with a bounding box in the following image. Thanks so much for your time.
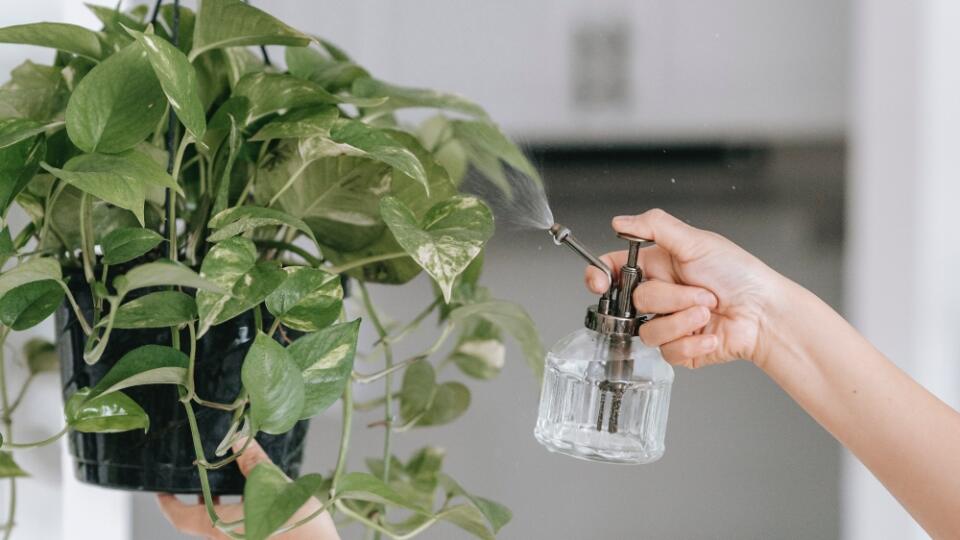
[534,426,665,465]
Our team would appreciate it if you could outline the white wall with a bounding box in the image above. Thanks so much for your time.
[846,0,960,538]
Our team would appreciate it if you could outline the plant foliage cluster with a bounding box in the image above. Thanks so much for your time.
[0,1,544,538]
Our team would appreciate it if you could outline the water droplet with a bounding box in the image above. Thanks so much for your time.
[670,178,676,184]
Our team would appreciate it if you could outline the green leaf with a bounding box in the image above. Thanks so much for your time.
[287,319,358,418]
[65,388,149,433]
[23,338,58,374]
[207,206,318,247]
[399,360,436,423]
[86,5,146,35]
[157,4,196,54]
[380,195,493,302]
[0,117,57,149]
[116,261,225,295]
[243,463,328,540]
[285,46,368,91]
[449,320,505,380]
[234,73,383,122]
[323,120,429,193]
[101,227,163,265]
[352,77,487,119]
[0,228,12,268]
[195,237,286,336]
[449,120,541,192]
[110,291,197,329]
[0,279,63,330]
[41,149,182,225]
[126,28,206,141]
[248,106,339,142]
[65,41,166,153]
[0,61,68,122]
[0,22,102,60]
[404,446,446,493]
[88,344,189,400]
[450,300,545,380]
[191,0,310,60]
[418,382,470,426]
[0,129,45,215]
[241,331,305,434]
[439,474,511,535]
[0,452,27,478]
[335,472,430,513]
[0,258,62,298]
[264,267,342,332]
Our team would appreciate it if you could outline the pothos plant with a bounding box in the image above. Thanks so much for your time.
[0,1,544,539]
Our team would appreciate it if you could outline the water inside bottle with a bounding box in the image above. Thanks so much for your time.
[534,356,671,464]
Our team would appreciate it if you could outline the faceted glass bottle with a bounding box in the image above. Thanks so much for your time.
[534,327,674,464]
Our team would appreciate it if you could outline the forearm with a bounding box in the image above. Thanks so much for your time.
[758,277,960,538]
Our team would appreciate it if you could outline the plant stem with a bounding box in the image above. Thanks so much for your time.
[3,426,67,449]
[7,375,33,414]
[357,282,393,534]
[78,192,95,283]
[0,329,15,540]
[373,299,439,347]
[352,355,423,385]
[332,382,352,489]
[329,252,407,275]
[267,318,281,339]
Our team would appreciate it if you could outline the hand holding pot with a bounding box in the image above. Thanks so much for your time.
[157,439,340,540]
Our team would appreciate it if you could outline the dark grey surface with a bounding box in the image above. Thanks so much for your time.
[135,144,843,539]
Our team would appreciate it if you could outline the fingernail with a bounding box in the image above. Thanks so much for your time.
[696,290,717,307]
[695,306,710,323]
[612,215,632,226]
[700,335,718,352]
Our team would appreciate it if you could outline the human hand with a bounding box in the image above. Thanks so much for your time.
[157,439,340,540]
[585,209,787,368]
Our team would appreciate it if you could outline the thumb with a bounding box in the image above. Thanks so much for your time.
[233,437,272,477]
[612,209,698,257]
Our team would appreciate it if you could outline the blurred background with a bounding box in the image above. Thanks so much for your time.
[2,0,960,539]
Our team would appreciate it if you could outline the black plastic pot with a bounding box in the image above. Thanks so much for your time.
[57,272,309,495]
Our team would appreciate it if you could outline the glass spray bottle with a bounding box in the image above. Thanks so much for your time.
[534,224,674,464]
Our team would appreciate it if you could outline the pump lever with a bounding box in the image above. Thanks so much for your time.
[548,223,614,292]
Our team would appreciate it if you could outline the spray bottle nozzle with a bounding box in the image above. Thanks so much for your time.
[548,223,614,297]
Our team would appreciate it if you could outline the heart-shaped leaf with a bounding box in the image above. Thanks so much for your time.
[110,291,197,329]
[0,23,102,61]
[0,452,27,478]
[207,206,318,248]
[265,267,342,332]
[0,279,63,330]
[439,474,511,535]
[417,382,470,427]
[243,463,328,540]
[450,300,545,380]
[448,319,504,380]
[195,237,286,336]
[380,195,493,302]
[241,331,304,434]
[116,261,225,295]
[126,28,206,141]
[324,120,429,194]
[65,388,149,434]
[0,61,68,122]
[42,149,182,225]
[191,0,310,60]
[233,73,383,123]
[23,338,57,374]
[399,360,436,423]
[101,227,163,265]
[88,344,189,401]
[287,319,358,418]
[335,472,429,513]
[65,41,165,154]
[448,120,541,192]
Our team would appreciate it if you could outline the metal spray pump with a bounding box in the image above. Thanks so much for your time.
[534,224,675,464]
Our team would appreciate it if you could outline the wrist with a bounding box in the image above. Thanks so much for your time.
[752,273,818,372]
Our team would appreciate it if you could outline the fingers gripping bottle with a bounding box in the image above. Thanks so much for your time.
[534,224,674,464]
